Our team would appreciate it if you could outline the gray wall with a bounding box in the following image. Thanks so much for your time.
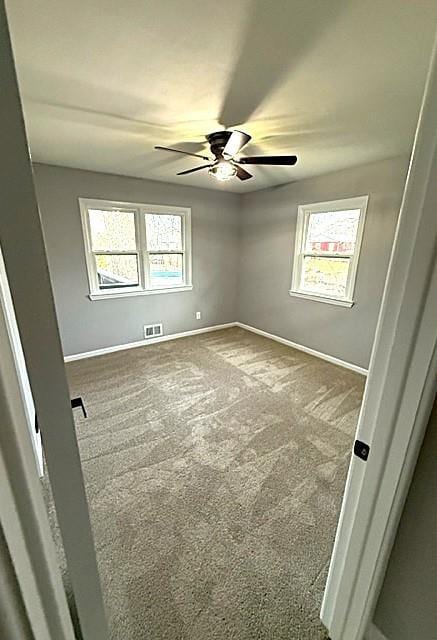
[33,164,240,356]
[237,156,409,369]
[374,394,437,640]
[34,157,408,365]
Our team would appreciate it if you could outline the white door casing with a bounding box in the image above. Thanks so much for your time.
[0,2,109,638]
[0,272,76,640]
[322,35,437,640]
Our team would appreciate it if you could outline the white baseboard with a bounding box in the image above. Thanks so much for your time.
[64,321,368,376]
[64,322,237,362]
[235,322,368,376]
[365,623,389,640]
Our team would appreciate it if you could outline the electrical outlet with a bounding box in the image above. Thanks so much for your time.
[196,311,201,320]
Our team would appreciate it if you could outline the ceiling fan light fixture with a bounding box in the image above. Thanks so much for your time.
[209,160,237,181]
[155,131,297,182]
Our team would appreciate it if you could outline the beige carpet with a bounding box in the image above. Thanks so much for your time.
[44,327,365,639]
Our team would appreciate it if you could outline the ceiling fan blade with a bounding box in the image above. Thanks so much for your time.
[222,130,251,158]
[155,145,210,161]
[238,155,298,165]
[235,166,253,181]
[177,164,211,176]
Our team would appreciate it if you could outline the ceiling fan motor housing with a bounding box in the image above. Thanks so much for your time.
[206,131,233,159]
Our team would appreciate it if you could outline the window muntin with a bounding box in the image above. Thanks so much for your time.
[80,199,191,298]
[291,197,368,305]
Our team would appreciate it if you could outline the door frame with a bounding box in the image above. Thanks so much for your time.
[0,290,76,640]
[321,35,437,640]
[2,0,436,635]
[0,2,109,639]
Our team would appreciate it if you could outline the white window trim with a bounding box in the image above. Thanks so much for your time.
[289,195,368,307]
[79,198,192,300]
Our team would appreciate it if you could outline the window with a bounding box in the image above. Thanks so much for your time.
[290,196,368,307]
[79,198,192,299]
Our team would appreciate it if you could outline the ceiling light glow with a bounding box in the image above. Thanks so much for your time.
[209,161,237,181]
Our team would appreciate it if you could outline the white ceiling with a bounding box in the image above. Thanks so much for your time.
[6,0,437,193]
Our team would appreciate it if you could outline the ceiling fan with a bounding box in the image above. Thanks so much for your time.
[155,130,297,182]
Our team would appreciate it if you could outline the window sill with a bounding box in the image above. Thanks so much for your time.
[88,285,193,301]
[288,290,354,308]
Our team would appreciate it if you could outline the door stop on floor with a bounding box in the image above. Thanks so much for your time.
[35,396,87,433]
[71,396,87,418]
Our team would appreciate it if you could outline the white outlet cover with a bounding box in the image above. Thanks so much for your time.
[196,312,201,320]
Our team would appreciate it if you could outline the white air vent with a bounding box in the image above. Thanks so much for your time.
[144,323,163,339]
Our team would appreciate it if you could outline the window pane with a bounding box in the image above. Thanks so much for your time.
[95,254,139,289]
[145,214,182,251]
[89,209,136,251]
[301,256,350,299]
[305,209,360,255]
[149,254,183,287]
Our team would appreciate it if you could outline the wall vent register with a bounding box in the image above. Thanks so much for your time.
[144,323,163,339]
